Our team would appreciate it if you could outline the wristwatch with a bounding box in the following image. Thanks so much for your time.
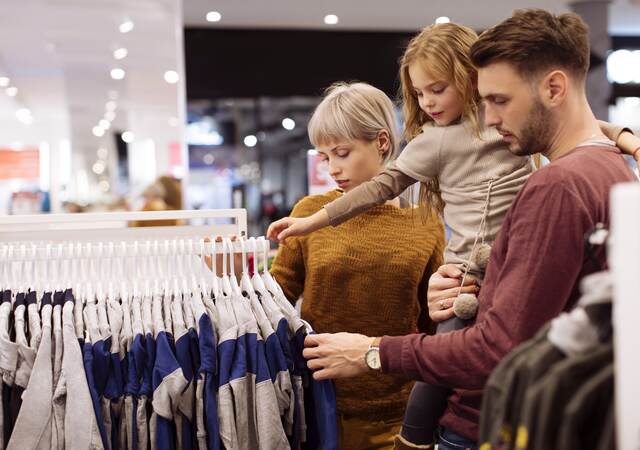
[364,337,383,370]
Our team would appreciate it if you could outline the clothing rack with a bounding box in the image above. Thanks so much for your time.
[611,182,640,450]
[0,209,247,243]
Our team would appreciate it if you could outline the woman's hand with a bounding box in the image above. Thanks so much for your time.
[266,209,330,242]
[427,264,479,322]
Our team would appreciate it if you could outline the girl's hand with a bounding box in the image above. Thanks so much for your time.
[267,210,330,242]
[427,264,479,322]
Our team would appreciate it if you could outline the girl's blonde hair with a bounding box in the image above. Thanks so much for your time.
[308,82,399,165]
[399,23,481,215]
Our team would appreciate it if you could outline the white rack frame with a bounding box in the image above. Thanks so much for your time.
[0,209,247,243]
[612,182,640,450]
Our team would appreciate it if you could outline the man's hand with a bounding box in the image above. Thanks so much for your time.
[427,264,479,322]
[266,209,330,243]
[302,332,375,381]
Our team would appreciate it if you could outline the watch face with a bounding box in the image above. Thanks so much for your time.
[365,348,381,370]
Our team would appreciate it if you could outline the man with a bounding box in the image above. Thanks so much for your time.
[301,8,637,448]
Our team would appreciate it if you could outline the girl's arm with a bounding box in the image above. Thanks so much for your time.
[599,121,640,162]
[267,165,416,242]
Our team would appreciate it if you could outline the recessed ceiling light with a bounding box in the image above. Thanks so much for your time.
[113,48,128,60]
[119,20,134,34]
[92,126,105,137]
[92,160,106,175]
[282,118,295,130]
[244,135,257,147]
[105,101,117,111]
[110,68,125,80]
[99,119,111,130]
[121,131,135,143]
[435,16,450,24]
[5,86,18,97]
[324,14,339,25]
[206,11,222,22]
[105,111,116,122]
[164,70,179,84]
[0,77,9,87]
[16,108,33,125]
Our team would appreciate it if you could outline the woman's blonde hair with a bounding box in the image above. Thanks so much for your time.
[399,23,481,215]
[308,82,399,165]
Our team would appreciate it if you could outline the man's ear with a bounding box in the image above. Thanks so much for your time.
[540,70,568,107]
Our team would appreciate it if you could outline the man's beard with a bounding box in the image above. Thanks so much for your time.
[511,97,555,157]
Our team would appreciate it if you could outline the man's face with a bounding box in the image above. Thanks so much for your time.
[478,62,556,156]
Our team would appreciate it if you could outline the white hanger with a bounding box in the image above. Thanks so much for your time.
[248,237,268,294]
[220,238,233,296]
[239,237,255,296]
[225,237,242,296]
[258,237,281,295]
[209,238,221,299]
[198,239,211,299]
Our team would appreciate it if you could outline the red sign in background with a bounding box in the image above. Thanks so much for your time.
[0,149,40,180]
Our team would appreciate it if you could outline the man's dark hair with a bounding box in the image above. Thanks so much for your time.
[470,9,590,80]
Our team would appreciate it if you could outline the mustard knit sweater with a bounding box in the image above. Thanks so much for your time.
[270,190,445,421]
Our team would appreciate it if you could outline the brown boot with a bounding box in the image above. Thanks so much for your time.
[392,434,435,450]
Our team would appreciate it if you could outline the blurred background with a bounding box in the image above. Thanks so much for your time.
[0,0,638,235]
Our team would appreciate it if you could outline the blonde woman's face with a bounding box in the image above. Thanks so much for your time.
[316,138,386,193]
[409,62,465,126]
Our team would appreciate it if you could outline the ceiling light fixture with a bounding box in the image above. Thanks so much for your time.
[244,135,258,148]
[92,126,105,137]
[113,48,128,60]
[119,20,134,34]
[105,111,116,121]
[121,131,135,143]
[0,77,9,87]
[99,119,111,130]
[435,16,451,24]
[282,118,295,130]
[324,14,339,25]
[110,68,125,80]
[16,108,33,125]
[206,11,222,22]
[5,86,18,97]
[105,101,117,111]
[164,70,179,84]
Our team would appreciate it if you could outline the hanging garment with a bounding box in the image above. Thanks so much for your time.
[51,291,66,449]
[7,293,53,450]
[60,290,104,449]
[0,291,19,447]
[194,292,221,450]
[11,292,35,437]
[123,295,146,450]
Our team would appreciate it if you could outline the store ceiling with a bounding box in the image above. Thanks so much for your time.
[0,0,181,166]
[183,0,640,35]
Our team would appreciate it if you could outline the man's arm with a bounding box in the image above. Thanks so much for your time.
[380,177,590,390]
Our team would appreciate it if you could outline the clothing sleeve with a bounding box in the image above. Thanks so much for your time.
[416,220,445,334]
[598,120,633,142]
[323,163,417,226]
[270,201,311,304]
[380,176,590,390]
[324,127,444,226]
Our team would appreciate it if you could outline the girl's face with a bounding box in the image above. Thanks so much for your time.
[409,62,465,126]
[316,134,388,193]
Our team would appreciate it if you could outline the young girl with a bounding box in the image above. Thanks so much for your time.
[269,82,446,449]
[267,23,638,449]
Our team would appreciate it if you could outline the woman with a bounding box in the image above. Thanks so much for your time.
[269,82,451,449]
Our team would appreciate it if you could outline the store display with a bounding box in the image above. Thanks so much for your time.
[0,211,338,450]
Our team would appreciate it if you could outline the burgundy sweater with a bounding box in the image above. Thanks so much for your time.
[380,145,637,440]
